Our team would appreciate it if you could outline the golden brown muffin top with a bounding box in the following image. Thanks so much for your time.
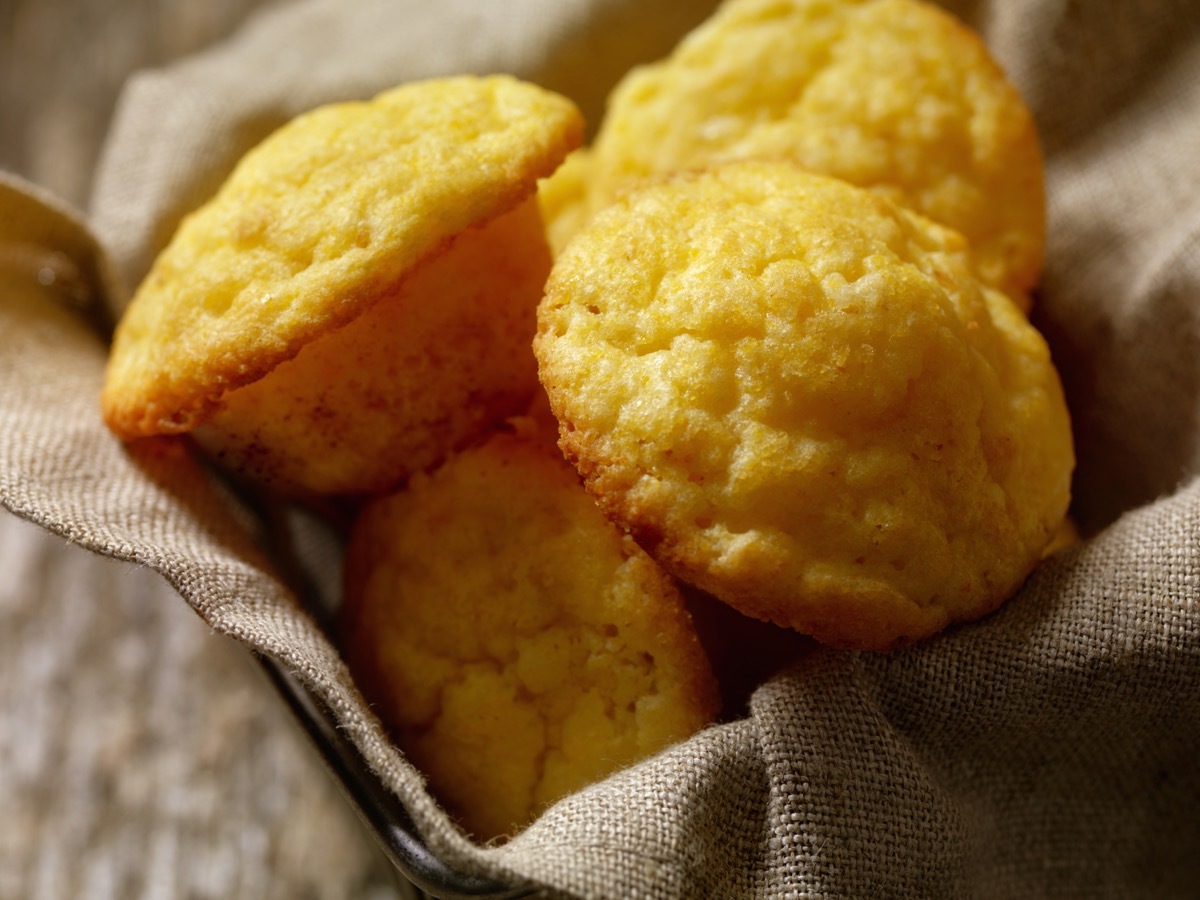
[535,161,1073,649]
[102,75,583,439]
[588,0,1045,301]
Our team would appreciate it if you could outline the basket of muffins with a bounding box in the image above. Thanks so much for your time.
[99,0,1073,845]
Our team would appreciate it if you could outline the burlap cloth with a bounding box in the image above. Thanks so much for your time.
[3,0,1199,896]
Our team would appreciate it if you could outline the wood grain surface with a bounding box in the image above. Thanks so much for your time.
[1,2,412,897]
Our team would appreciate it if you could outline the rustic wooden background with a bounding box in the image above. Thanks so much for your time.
[1,2,412,897]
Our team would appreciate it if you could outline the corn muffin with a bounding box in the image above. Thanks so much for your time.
[102,75,583,495]
[587,0,1045,302]
[535,161,1074,650]
[340,424,720,838]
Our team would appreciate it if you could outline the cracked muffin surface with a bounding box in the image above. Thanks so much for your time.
[340,424,719,839]
[534,161,1073,650]
[102,74,582,444]
[587,0,1045,302]
[191,197,547,496]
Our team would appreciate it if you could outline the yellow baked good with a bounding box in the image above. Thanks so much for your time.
[534,161,1074,650]
[340,424,720,839]
[191,198,548,496]
[537,148,593,258]
[101,75,583,494]
[587,0,1045,303]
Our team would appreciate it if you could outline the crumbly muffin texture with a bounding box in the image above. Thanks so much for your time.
[535,161,1073,650]
[587,0,1045,302]
[192,198,547,497]
[340,426,720,839]
[102,75,583,442]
